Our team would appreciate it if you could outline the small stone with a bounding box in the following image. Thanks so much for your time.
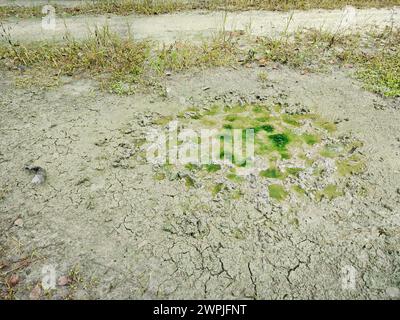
[7,274,19,287]
[57,275,71,286]
[25,165,46,185]
[14,218,23,227]
[29,284,41,300]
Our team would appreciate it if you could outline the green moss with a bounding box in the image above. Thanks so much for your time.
[154,172,166,180]
[302,133,320,145]
[292,185,306,196]
[268,184,288,201]
[227,173,244,183]
[269,133,290,149]
[336,155,366,176]
[286,167,304,177]
[260,168,284,179]
[253,124,274,134]
[231,228,245,240]
[203,163,221,173]
[231,190,243,200]
[185,176,195,188]
[211,183,225,196]
[316,184,343,201]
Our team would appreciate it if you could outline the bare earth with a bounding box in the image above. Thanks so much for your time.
[0,8,400,300]
[1,8,399,43]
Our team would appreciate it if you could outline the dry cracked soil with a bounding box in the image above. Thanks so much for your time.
[0,5,400,300]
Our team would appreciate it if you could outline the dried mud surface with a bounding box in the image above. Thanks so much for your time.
[1,64,399,299]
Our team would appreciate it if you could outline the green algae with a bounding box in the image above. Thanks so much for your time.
[268,184,288,201]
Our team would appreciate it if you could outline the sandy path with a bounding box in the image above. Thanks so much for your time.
[1,7,399,43]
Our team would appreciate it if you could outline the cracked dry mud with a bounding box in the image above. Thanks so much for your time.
[1,64,399,299]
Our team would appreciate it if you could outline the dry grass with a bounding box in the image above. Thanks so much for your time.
[0,25,237,93]
[0,0,399,18]
[256,27,400,96]
[0,23,398,97]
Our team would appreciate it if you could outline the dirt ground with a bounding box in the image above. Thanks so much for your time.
[2,7,399,43]
[0,6,400,300]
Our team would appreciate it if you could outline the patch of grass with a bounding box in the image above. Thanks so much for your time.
[258,28,399,97]
[153,38,238,74]
[2,27,398,97]
[0,25,150,92]
[355,51,400,97]
[268,184,288,201]
[0,25,237,93]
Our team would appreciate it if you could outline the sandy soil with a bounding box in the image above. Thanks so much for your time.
[0,8,400,300]
[1,8,399,43]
